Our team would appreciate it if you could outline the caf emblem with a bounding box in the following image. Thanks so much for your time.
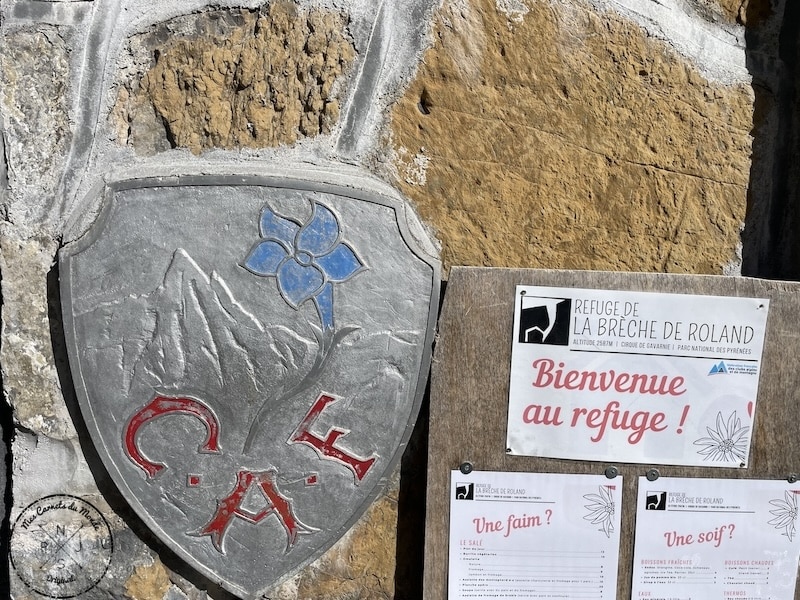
[60,171,439,598]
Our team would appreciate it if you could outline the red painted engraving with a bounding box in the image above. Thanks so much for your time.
[194,469,315,553]
[123,395,222,478]
[187,475,201,487]
[289,393,377,483]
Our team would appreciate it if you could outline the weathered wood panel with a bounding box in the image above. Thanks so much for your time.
[424,267,800,599]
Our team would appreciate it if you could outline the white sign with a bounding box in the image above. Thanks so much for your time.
[448,470,621,600]
[632,476,800,600]
[507,286,769,467]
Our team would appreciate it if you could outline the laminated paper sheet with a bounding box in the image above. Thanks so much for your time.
[508,286,769,467]
[632,477,800,600]
[448,470,622,600]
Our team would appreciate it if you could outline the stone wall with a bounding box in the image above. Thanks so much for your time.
[1,0,797,598]
[112,4,355,154]
[390,0,753,275]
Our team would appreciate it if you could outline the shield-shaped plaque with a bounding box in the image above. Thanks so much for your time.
[60,171,439,598]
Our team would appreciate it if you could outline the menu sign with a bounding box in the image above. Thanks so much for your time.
[632,477,800,600]
[448,470,622,600]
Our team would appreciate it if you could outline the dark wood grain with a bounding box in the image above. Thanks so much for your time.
[424,267,800,600]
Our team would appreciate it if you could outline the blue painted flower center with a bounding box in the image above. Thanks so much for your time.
[296,251,313,265]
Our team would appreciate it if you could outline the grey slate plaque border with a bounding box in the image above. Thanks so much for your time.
[60,171,440,598]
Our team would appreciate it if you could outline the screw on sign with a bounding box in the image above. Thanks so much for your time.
[10,495,113,599]
[60,176,439,598]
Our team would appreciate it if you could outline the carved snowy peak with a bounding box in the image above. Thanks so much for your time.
[131,249,257,393]
[130,249,313,412]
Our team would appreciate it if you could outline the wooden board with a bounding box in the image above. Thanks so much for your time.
[424,267,800,599]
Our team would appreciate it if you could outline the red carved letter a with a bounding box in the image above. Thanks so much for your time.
[194,470,315,554]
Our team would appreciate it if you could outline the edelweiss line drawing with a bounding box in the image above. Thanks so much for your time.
[60,175,439,598]
[768,491,799,542]
[583,485,615,538]
[694,411,750,464]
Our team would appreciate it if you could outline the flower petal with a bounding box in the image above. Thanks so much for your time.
[603,519,613,537]
[769,514,794,527]
[588,513,608,524]
[730,447,747,462]
[727,412,741,435]
[315,243,364,282]
[277,259,324,308]
[694,438,718,447]
[260,205,300,245]
[697,445,723,459]
[716,412,728,438]
[731,427,750,443]
[704,427,724,443]
[243,240,288,276]
[770,499,793,511]
[296,203,339,256]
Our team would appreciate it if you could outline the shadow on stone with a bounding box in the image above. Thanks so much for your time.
[395,393,429,600]
[742,0,800,279]
[46,259,238,600]
[0,358,11,596]
[394,279,445,599]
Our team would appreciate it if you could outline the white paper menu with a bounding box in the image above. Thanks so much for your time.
[448,470,622,599]
[632,476,800,600]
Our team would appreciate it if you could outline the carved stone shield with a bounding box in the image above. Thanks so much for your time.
[60,172,439,598]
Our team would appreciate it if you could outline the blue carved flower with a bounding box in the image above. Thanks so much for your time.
[243,201,365,330]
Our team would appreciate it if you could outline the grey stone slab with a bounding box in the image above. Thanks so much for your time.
[60,171,439,598]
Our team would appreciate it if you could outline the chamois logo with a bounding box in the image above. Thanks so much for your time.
[455,483,474,500]
[646,491,667,510]
[518,297,571,345]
